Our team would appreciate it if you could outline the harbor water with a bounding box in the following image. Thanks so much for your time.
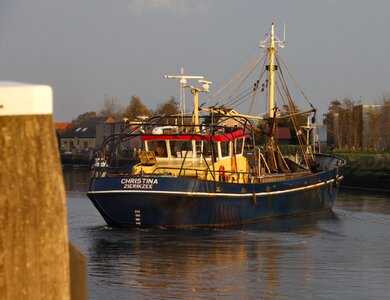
[65,169,390,299]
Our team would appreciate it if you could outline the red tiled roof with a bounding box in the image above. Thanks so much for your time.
[105,117,116,123]
[54,122,77,134]
[54,123,69,131]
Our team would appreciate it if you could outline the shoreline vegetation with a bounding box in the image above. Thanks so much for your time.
[281,146,390,191]
[332,151,390,192]
[334,152,389,172]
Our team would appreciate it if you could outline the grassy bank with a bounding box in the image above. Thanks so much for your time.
[278,145,389,173]
[278,146,389,191]
[330,152,389,191]
[334,152,390,172]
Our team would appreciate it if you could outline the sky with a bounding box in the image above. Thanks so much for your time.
[1,0,390,121]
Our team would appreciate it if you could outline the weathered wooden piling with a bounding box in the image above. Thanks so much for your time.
[0,82,86,299]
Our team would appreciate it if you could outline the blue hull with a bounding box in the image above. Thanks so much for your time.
[87,157,344,227]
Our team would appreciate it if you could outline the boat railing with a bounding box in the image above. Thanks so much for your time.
[254,147,271,175]
[152,166,206,178]
[151,166,258,183]
[150,166,310,183]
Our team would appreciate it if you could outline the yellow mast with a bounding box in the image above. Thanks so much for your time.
[262,22,288,172]
[269,23,276,119]
[192,88,200,133]
[187,80,211,133]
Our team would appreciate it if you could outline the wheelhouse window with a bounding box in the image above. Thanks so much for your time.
[235,138,244,155]
[220,141,231,158]
[195,141,213,158]
[145,138,226,159]
[169,140,193,158]
[147,141,168,157]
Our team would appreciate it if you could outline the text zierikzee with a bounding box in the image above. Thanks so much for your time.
[121,178,158,189]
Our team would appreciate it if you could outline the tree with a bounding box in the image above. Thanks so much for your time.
[73,111,97,123]
[122,96,152,121]
[324,99,342,147]
[324,98,360,149]
[365,106,382,149]
[278,103,307,144]
[254,120,268,145]
[381,93,390,149]
[98,95,123,120]
[339,98,360,149]
[154,97,179,116]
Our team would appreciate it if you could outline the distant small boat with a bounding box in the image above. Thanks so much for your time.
[87,23,345,227]
[92,157,108,168]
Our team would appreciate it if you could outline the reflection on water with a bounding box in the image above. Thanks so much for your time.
[90,230,280,299]
[65,169,390,299]
[63,167,91,191]
[85,215,338,300]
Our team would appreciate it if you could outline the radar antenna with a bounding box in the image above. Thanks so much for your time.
[164,68,204,124]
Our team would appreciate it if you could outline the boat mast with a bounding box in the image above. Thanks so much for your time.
[190,80,212,132]
[269,23,276,119]
[260,23,285,128]
[260,23,289,172]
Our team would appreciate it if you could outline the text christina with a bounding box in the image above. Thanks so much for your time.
[121,178,158,189]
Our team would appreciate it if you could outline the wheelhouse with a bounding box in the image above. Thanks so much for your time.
[142,127,249,161]
[128,122,252,182]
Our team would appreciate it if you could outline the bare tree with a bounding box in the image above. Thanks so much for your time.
[324,99,342,148]
[325,98,360,150]
[381,93,390,149]
[341,98,359,149]
[365,106,382,149]
[73,111,97,122]
[98,95,123,119]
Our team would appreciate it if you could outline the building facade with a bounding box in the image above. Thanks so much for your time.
[60,117,115,153]
[95,121,142,157]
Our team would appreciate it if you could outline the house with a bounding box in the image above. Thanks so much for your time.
[276,127,292,145]
[60,117,115,153]
[95,121,142,157]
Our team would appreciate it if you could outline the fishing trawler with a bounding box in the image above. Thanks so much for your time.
[87,23,345,227]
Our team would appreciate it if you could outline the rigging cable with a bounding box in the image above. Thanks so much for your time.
[200,53,262,108]
[222,53,268,111]
[200,51,267,108]
[275,54,311,169]
[222,52,266,108]
[276,54,315,110]
[248,56,268,114]
[207,45,259,95]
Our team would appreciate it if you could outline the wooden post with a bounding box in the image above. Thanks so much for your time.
[69,243,88,300]
[0,83,79,299]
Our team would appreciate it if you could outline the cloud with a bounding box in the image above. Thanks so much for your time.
[129,0,208,14]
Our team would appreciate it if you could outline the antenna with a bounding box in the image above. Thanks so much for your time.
[259,22,286,49]
[163,68,204,123]
[198,79,212,93]
[279,23,286,48]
